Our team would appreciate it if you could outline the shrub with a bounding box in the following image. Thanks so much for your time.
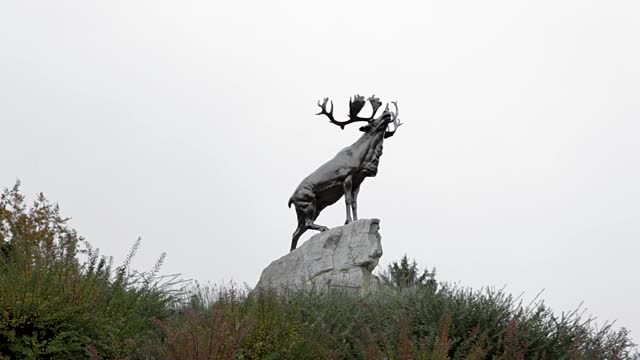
[2,181,637,359]
[151,281,639,359]
[378,254,437,291]
[0,181,182,359]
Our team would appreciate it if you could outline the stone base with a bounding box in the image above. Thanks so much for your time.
[255,219,383,294]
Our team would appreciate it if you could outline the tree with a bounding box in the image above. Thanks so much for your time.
[379,254,437,290]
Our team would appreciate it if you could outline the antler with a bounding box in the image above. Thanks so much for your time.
[384,101,403,138]
[368,95,383,117]
[317,94,381,130]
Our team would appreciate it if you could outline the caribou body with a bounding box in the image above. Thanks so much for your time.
[287,95,402,251]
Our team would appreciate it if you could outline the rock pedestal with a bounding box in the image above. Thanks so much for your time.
[256,219,383,294]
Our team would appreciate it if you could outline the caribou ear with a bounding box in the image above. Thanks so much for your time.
[359,125,371,132]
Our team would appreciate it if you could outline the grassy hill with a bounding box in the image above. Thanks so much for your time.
[1,182,638,359]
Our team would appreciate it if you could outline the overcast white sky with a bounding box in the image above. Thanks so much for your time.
[2,0,639,339]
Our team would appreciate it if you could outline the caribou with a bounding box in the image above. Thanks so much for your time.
[287,95,402,251]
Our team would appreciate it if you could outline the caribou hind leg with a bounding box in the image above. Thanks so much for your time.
[303,201,329,232]
[290,201,329,251]
[291,207,307,251]
[306,222,329,232]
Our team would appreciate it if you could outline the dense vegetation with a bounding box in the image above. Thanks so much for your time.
[1,182,638,359]
[0,182,181,358]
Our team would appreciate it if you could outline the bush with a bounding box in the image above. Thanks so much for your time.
[0,181,182,359]
[378,254,437,290]
[2,181,637,359]
[152,281,639,359]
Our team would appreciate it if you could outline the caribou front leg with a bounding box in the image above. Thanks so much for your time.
[352,183,360,221]
[344,175,354,224]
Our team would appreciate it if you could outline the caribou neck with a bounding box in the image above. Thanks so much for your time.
[348,131,385,172]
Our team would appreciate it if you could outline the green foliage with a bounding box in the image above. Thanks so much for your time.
[150,282,639,359]
[0,181,181,359]
[378,254,437,290]
[1,181,637,359]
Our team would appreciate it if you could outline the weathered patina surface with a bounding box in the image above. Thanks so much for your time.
[288,95,401,251]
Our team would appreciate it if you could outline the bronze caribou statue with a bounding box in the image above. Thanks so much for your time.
[288,95,402,251]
